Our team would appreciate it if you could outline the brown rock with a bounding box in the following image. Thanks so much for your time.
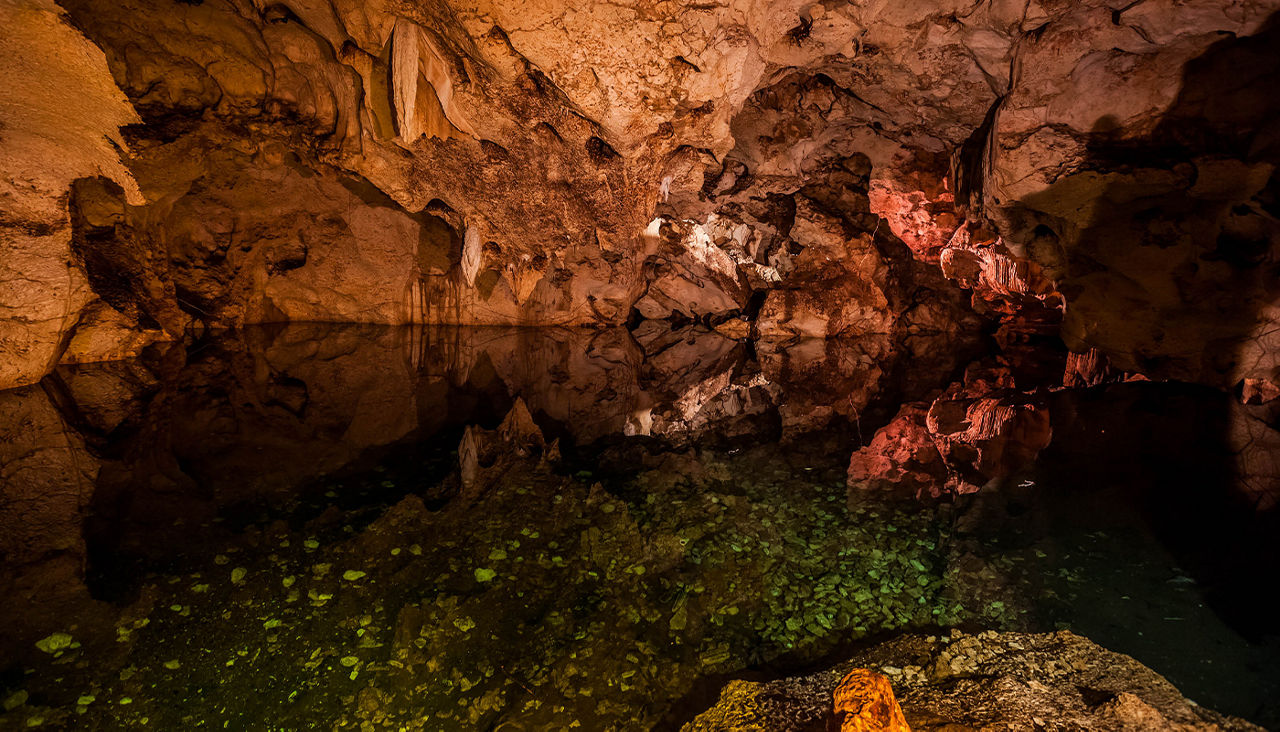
[984,8,1280,388]
[1241,377,1280,406]
[686,631,1262,732]
[0,385,104,666]
[756,199,896,339]
[636,218,750,321]
[0,0,143,389]
[712,318,752,340]
[1228,404,1280,511]
[58,300,173,365]
[0,386,99,572]
[3,0,1275,406]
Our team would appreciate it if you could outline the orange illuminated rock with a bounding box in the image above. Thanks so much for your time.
[831,668,911,732]
[1241,377,1280,405]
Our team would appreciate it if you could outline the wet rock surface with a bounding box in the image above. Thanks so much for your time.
[685,630,1263,731]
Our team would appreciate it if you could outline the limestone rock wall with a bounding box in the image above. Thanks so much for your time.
[985,4,1280,390]
[0,0,144,389]
[2,0,1280,396]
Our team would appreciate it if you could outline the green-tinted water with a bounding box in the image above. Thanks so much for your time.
[1,325,1276,729]
[10,448,997,729]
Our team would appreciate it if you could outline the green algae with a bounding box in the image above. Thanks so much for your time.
[2,691,27,712]
[336,450,990,731]
[2,441,1029,732]
[34,633,73,654]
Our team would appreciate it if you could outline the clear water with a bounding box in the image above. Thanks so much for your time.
[0,325,1276,729]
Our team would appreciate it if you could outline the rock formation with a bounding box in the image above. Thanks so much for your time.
[847,353,1056,498]
[0,0,144,388]
[0,0,1269,394]
[686,630,1264,731]
[832,668,911,732]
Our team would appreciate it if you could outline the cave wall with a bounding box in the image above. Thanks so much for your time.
[0,0,143,389]
[1,0,1279,396]
[987,7,1280,390]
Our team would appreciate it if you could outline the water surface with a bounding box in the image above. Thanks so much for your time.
[0,325,1276,729]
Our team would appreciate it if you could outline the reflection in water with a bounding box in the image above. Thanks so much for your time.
[0,325,1277,728]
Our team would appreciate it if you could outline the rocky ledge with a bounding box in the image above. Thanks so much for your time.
[685,630,1261,731]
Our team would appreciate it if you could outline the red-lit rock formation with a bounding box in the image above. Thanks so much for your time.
[847,404,952,497]
[937,226,1063,326]
[867,162,958,265]
[848,394,1052,499]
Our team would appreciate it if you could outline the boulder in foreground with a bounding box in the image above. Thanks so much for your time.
[684,630,1262,731]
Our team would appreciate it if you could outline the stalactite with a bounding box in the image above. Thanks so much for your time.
[506,264,544,305]
[461,224,482,287]
[389,18,476,143]
[949,96,1003,218]
[390,19,421,141]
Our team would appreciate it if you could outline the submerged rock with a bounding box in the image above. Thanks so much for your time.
[685,630,1262,731]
